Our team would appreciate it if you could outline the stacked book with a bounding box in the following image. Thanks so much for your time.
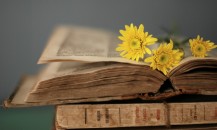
[4,26,217,129]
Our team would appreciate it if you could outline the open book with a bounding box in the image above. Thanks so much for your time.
[4,26,217,107]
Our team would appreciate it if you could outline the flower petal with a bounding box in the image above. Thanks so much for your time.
[116,24,158,62]
[145,47,152,54]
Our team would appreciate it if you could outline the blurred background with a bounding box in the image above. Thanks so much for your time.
[0,0,217,129]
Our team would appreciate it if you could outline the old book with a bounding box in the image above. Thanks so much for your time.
[4,57,217,107]
[55,102,217,129]
[4,25,217,107]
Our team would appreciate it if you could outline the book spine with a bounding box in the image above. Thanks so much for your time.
[169,102,217,125]
[56,102,217,129]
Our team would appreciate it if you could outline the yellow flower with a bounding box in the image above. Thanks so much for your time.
[116,23,158,62]
[189,35,217,57]
[145,40,183,75]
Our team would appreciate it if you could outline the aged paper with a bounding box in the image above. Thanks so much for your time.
[4,75,139,107]
[38,25,147,65]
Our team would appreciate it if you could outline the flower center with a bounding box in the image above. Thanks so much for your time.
[158,54,169,64]
[194,44,206,54]
[130,38,141,50]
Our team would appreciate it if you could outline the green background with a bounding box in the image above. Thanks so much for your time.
[0,106,54,130]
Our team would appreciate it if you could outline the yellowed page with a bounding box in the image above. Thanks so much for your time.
[25,62,164,103]
[168,56,217,77]
[37,25,149,65]
[11,76,36,104]
[31,60,164,92]
[4,75,139,107]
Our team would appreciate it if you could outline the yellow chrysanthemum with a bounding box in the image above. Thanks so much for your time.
[189,35,217,57]
[116,23,158,62]
[145,40,183,75]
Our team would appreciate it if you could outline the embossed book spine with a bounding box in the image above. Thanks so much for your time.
[55,102,217,129]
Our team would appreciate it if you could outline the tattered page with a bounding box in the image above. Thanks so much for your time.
[167,57,217,95]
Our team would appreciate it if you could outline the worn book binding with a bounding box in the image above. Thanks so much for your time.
[55,102,217,129]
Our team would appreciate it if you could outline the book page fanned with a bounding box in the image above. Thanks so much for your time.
[3,75,137,107]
